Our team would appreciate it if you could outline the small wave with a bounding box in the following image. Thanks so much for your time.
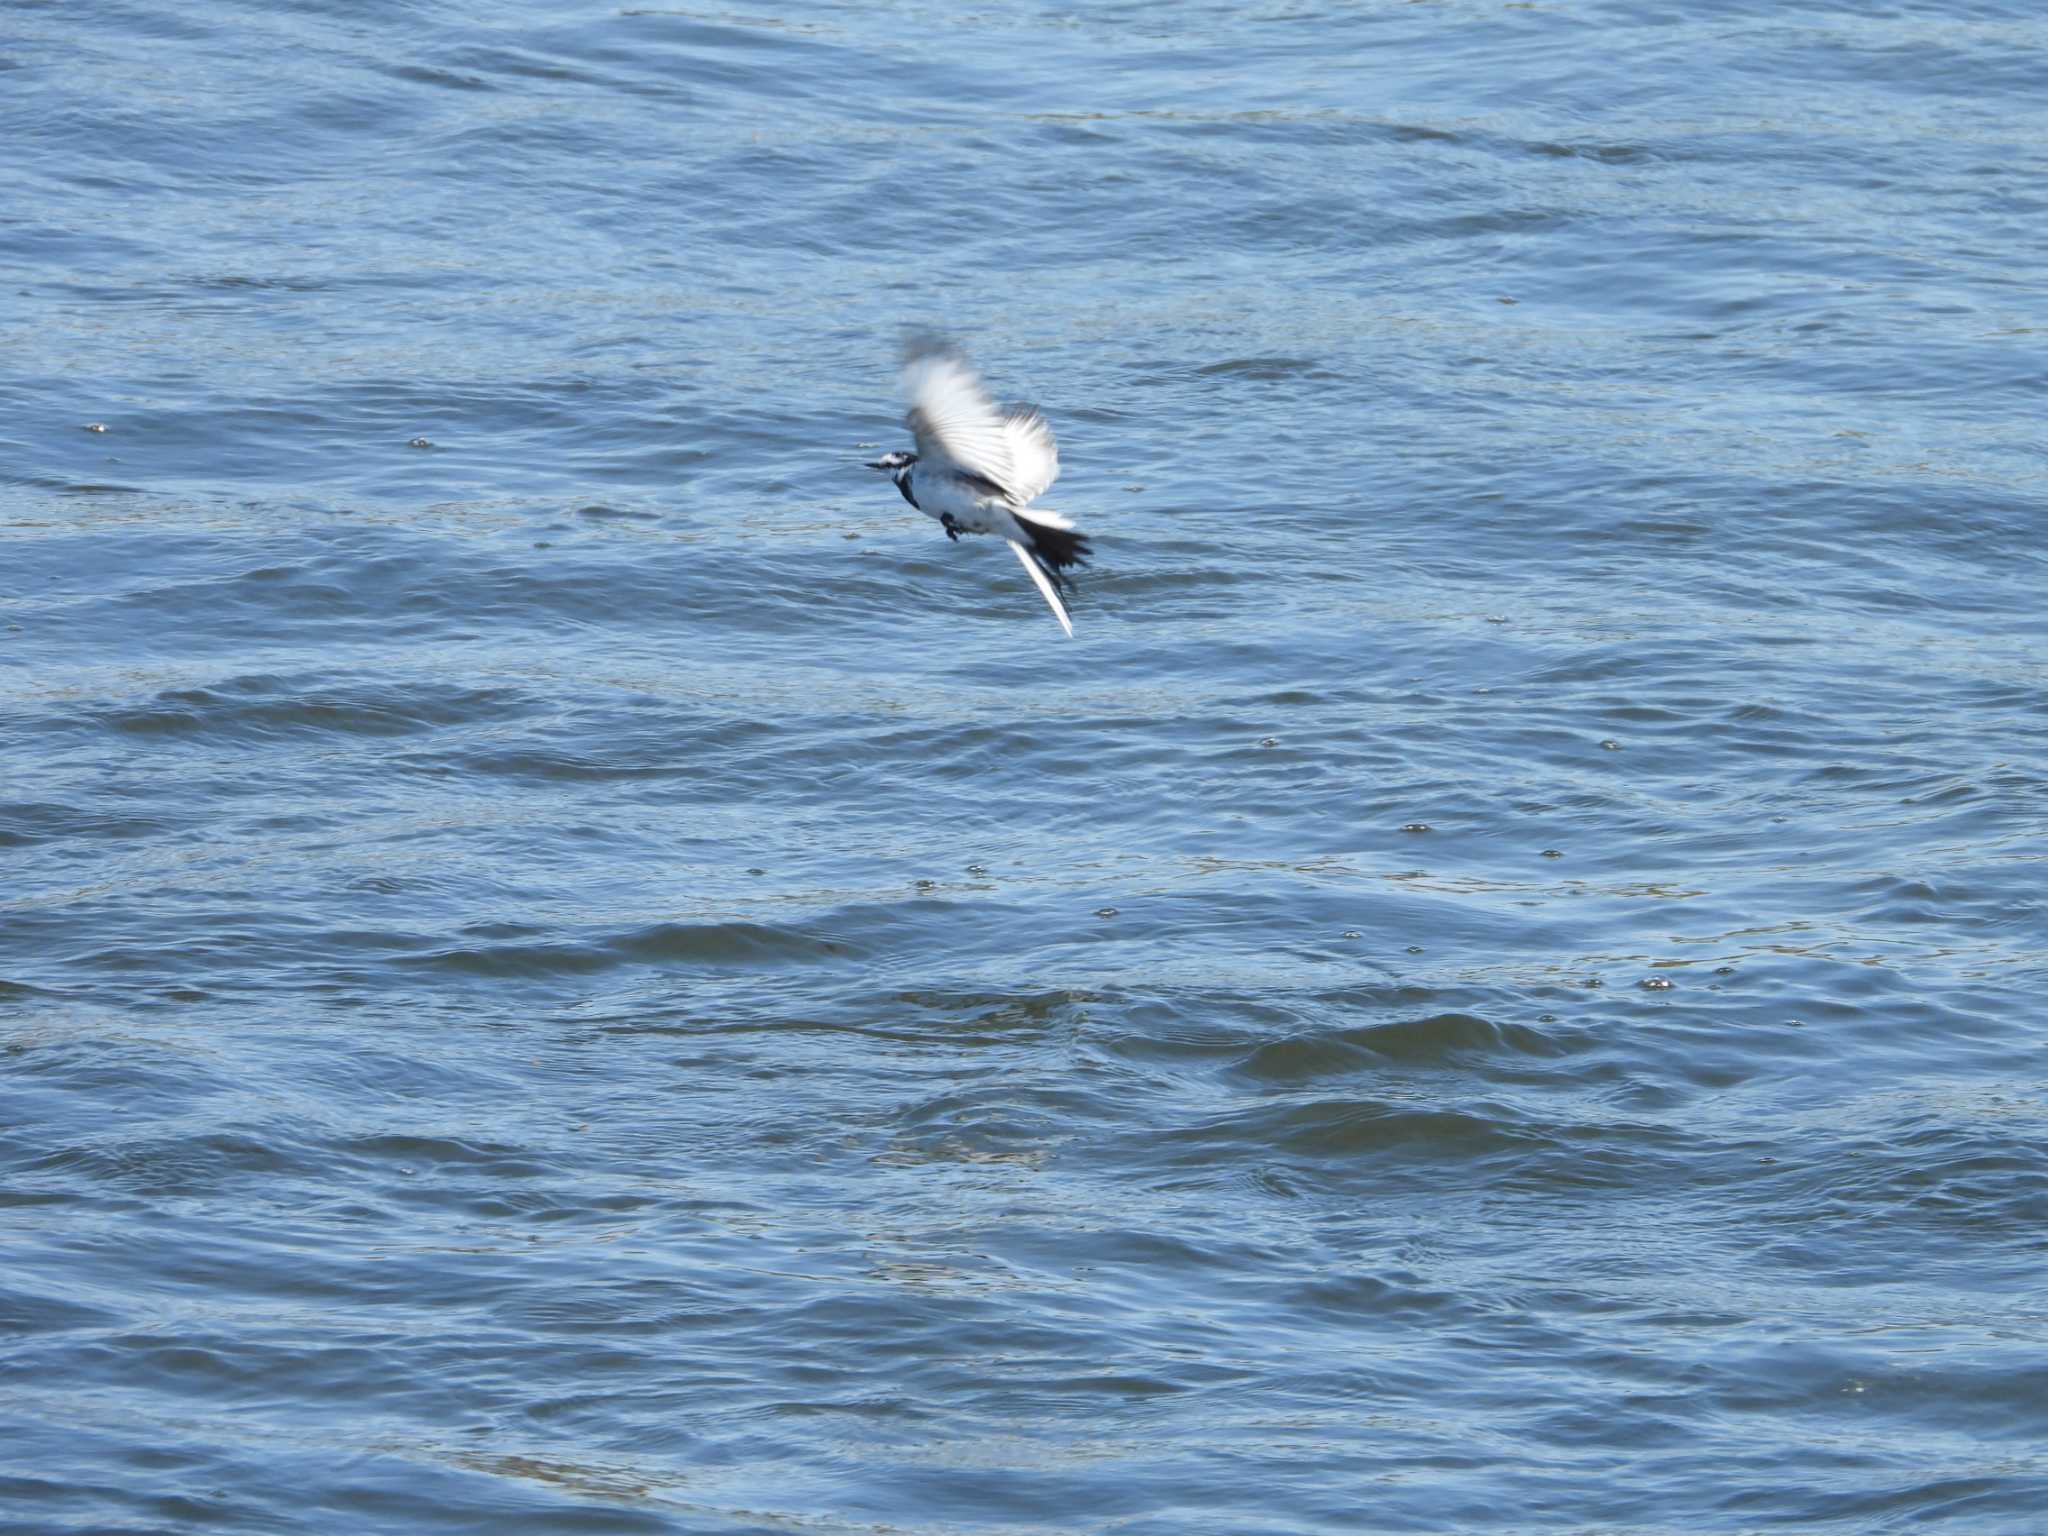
[1194,356,1325,381]
[1256,1099,1538,1159]
[0,801,177,849]
[404,919,856,979]
[1234,1011,1572,1082]
[95,677,528,743]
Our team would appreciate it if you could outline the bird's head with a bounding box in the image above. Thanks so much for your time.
[864,450,917,471]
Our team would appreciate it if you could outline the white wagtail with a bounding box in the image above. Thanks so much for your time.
[866,335,1093,637]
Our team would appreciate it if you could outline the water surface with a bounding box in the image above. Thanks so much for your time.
[4,2,2046,1531]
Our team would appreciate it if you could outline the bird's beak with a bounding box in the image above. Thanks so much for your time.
[863,460,887,470]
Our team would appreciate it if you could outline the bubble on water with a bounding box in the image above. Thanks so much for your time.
[83,422,108,433]
[1600,739,1623,751]
[1714,965,1736,975]
[1094,906,1119,918]
[1540,848,1562,859]
[1639,976,1673,991]
[1401,822,1431,833]
[1498,296,1518,305]
[1405,945,1423,955]
[1485,614,1509,624]
[408,436,433,449]
[1585,977,1604,988]
[1341,929,1361,940]
[914,879,936,890]
[966,864,988,875]
[1538,1013,1557,1023]
[1259,737,1279,748]
[1123,483,1145,492]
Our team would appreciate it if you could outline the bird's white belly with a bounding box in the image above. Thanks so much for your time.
[909,466,1022,538]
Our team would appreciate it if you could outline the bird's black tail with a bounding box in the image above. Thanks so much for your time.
[1014,513,1092,592]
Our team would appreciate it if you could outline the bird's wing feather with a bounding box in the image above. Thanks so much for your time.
[901,339,1016,497]
[1009,539,1074,638]
[999,405,1060,506]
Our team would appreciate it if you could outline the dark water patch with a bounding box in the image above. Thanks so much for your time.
[432,707,795,786]
[1167,1097,1545,1169]
[0,979,66,1002]
[0,801,178,849]
[400,918,860,980]
[1234,1011,1577,1085]
[1527,139,1660,165]
[835,987,1089,1046]
[187,273,334,294]
[613,919,860,967]
[95,677,529,744]
[1193,356,1326,381]
[379,62,497,93]
[0,1283,118,1337]
[1756,1473,2048,1531]
[25,1132,315,1200]
[337,1133,552,1176]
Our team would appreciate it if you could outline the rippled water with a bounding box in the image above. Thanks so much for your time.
[5,2,2046,1531]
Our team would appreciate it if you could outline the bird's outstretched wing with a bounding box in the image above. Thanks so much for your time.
[1009,539,1074,638]
[999,404,1060,506]
[900,335,1017,500]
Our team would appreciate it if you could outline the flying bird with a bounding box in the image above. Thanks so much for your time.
[866,336,1092,637]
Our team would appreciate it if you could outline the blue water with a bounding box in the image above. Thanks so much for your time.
[5,2,2047,1531]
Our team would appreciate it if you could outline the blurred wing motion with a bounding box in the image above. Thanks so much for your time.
[901,335,1046,503]
[998,404,1060,506]
[1008,540,1074,638]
